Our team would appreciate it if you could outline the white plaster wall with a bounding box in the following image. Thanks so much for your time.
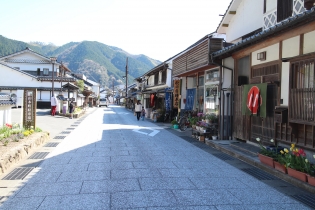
[304,31,315,54]
[0,65,61,90]
[281,62,290,106]
[225,0,264,43]
[166,69,172,87]
[252,43,279,66]
[0,106,12,127]
[222,57,234,89]
[266,0,277,13]
[282,36,300,58]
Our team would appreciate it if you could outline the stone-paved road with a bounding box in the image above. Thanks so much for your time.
[0,105,311,209]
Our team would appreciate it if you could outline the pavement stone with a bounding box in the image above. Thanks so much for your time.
[0,105,314,209]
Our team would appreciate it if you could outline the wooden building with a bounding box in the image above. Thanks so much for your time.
[212,0,315,150]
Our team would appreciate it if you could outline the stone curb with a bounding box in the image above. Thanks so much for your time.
[205,139,315,194]
[0,132,50,174]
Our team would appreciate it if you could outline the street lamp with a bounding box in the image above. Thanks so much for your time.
[50,57,57,96]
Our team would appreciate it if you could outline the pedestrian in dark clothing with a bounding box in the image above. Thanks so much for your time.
[141,107,146,121]
[69,100,75,119]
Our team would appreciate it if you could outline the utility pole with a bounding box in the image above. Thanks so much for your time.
[125,57,128,108]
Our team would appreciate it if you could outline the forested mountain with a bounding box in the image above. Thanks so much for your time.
[0,35,161,88]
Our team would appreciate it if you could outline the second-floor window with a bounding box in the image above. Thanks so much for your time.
[43,68,49,76]
[277,0,292,22]
[37,68,40,76]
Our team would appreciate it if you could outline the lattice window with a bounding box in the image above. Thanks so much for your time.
[252,63,279,78]
[293,0,306,15]
[263,9,277,30]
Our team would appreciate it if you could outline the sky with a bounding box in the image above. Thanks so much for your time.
[0,0,231,61]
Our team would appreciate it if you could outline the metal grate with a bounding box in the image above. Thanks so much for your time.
[2,167,34,180]
[28,152,49,159]
[212,153,236,161]
[241,168,279,180]
[54,135,66,139]
[291,194,315,209]
[44,142,59,147]
[60,131,71,134]
[67,128,75,130]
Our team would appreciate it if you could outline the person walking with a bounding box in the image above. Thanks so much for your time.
[141,107,146,121]
[134,100,142,121]
[69,100,75,119]
[51,94,59,116]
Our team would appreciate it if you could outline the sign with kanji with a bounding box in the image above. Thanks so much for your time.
[23,89,37,129]
[173,80,180,108]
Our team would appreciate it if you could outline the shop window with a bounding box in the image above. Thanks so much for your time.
[206,69,219,82]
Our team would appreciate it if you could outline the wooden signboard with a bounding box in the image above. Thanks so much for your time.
[23,89,37,129]
[173,80,180,108]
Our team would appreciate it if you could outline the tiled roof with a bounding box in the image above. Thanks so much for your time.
[0,93,15,106]
[212,7,315,58]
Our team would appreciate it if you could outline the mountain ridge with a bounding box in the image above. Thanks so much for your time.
[0,35,161,88]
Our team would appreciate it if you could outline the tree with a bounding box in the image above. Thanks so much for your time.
[76,80,85,93]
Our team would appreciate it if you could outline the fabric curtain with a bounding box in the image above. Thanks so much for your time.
[165,92,171,111]
[242,83,267,117]
[150,93,155,107]
[185,89,195,111]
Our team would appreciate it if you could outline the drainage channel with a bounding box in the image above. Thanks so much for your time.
[28,152,49,159]
[1,167,34,180]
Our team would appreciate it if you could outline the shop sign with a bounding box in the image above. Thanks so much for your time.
[173,80,180,108]
[23,89,37,129]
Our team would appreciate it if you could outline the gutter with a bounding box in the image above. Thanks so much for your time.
[210,54,234,140]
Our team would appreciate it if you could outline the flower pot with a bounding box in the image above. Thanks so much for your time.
[258,154,274,168]
[205,119,209,123]
[287,167,307,182]
[274,161,287,174]
[173,125,179,129]
[307,175,315,187]
[212,136,217,140]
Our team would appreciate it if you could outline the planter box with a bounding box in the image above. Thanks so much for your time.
[199,136,205,142]
[274,161,287,174]
[287,167,307,182]
[258,154,274,168]
[173,125,179,129]
[307,175,315,187]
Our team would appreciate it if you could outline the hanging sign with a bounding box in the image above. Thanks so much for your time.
[242,83,267,117]
[173,80,180,108]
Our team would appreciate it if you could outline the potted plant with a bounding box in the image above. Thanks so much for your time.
[171,119,179,129]
[207,113,218,124]
[256,138,277,168]
[189,117,198,129]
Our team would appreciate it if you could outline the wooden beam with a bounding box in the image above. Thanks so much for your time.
[229,11,236,14]
[232,21,315,59]
[222,24,229,27]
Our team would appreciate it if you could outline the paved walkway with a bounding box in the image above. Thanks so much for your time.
[0,105,312,209]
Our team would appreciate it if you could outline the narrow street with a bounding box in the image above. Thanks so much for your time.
[0,105,312,209]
